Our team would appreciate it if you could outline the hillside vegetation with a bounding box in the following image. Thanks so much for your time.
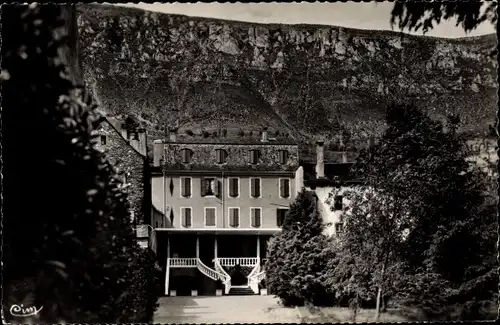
[78,4,497,152]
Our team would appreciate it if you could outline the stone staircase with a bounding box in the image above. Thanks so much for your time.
[228,286,255,296]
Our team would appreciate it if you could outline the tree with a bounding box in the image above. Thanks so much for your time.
[326,183,410,321]
[390,1,497,35]
[2,4,159,323]
[339,102,497,320]
[266,190,333,307]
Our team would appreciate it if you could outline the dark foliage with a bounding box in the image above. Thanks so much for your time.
[1,4,159,323]
[266,190,333,307]
[350,102,498,319]
[391,1,497,34]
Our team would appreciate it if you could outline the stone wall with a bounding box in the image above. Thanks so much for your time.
[163,143,299,171]
[94,120,147,224]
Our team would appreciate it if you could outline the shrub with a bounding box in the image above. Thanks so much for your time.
[2,4,159,323]
[185,129,194,136]
[266,190,333,307]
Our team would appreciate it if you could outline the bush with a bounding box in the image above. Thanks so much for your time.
[266,190,333,307]
[2,4,159,323]
[185,129,194,136]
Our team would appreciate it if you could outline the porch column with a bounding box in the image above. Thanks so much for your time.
[196,236,199,259]
[214,236,218,259]
[167,237,170,258]
[256,235,260,259]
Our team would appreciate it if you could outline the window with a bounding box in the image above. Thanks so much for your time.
[201,177,218,197]
[249,149,260,164]
[276,208,288,227]
[334,195,343,211]
[205,207,216,227]
[250,178,261,198]
[131,132,139,140]
[228,208,240,228]
[250,208,262,228]
[181,208,192,228]
[181,148,193,163]
[278,150,289,164]
[335,222,344,235]
[180,177,192,197]
[216,149,228,164]
[100,135,107,145]
[279,178,291,198]
[228,177,239,198]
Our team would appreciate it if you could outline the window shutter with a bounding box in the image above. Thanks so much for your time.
[216,149,227,164]
[279,150,289,164]
[250,150,260,164]
[182,149,192,163]
[214,179,221,197]
[229,178,238,197]
[182,178,191,197]
[252,209,261,228]
[229,209,239,227]
[229,209,235,227]
[201,178,206,197]
[234,209,239,227]
[251,178,261,198]
[206,209,215,226]
[280,179,290,198]
[186,208,192,227]
[182,209,187,227]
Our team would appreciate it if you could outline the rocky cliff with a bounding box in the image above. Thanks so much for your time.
[77,4,497,153]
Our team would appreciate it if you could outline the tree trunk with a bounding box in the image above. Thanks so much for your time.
[374,286,382,321]
[381,295,387,312]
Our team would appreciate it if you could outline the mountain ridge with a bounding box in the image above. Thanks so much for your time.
[77,3,498,157]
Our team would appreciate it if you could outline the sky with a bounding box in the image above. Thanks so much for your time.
[111,2,496,39]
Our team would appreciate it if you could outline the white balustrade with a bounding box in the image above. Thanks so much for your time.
[169,258,197,267]
[218,257,258,267]
[214,259,232,294]
[196,259,219,281]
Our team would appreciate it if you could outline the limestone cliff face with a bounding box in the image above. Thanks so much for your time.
[77,4,497,149]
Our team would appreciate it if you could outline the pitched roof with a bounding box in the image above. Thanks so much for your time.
[94,116,146,159]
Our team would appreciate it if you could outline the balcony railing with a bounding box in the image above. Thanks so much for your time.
[217,257,258,267]
[169,258,197,267]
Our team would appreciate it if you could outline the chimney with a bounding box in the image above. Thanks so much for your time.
[295,166,304,196]
[136,128,147,156]
[169,128,177,143]
[341,151,348,163]
[120,123,129,141]
[261,127,268,143]
[315,140,325,179]
[153,139,164,167]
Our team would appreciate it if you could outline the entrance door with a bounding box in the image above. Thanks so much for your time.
[199,235,215,266]
[230,264,247,286]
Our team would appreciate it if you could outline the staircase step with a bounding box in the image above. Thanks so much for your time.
[228,287,255,295]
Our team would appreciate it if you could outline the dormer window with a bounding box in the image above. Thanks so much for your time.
[181,148,193,164]
[249,149,260,164]
[216,149,228,164]
[278,150,289,164]
[100,135,107,145]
